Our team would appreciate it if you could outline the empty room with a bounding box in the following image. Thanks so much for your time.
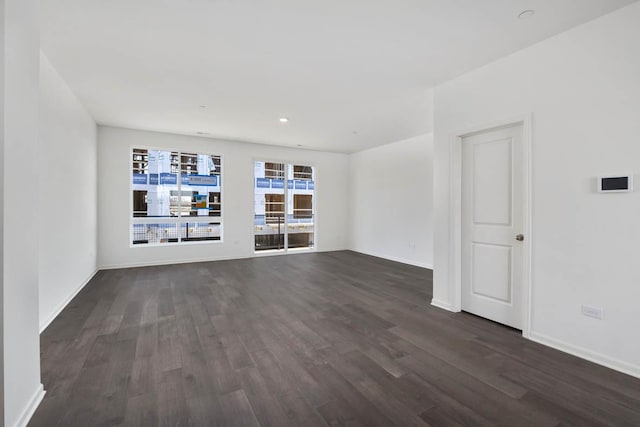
[1,0,640,426]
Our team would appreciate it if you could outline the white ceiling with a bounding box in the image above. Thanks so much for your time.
[41,0,636,153]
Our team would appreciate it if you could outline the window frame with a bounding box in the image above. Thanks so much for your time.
[129,145,224,247]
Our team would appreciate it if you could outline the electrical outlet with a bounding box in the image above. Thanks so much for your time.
[581,305,603,320]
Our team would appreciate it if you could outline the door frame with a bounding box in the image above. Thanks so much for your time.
[448,114,533,338]
[251,158,318,257]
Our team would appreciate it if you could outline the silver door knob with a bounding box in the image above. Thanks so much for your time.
[515,234,524,241]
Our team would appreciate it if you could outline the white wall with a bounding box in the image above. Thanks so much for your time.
[0,0,5,421]
[38,53,97,332]
[1,0,45,425]
[433,2,640,377]
[349,134,434,268]
[98,126,349,268]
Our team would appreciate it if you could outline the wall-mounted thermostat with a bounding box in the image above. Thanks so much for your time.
[598,175,633,193]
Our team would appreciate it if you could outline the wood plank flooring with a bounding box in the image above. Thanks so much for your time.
[30,251,640,426]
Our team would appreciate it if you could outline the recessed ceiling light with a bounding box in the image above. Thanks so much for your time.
[279,117,289,123]
[199,105,206,109]
[518,10,535,20]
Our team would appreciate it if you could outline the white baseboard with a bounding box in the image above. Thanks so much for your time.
[39,268,98,333]
[98,253,252,270]
[252,248,315,258]
[350,248,434,270]
[431,298,455,312]
[528,331,640,379]
[13,383,45,427]
[99,247,353,270]
[316,245,350,252]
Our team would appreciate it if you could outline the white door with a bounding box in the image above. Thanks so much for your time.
[461,124,524,329]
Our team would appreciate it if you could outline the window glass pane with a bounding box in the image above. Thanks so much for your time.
[132,223,179,245]
[180,153,221,217]
[288,164,314,249]
[265,194,285,223]
[132,149,178,218]
[133,190,147,217]
[170,190,193,217]
[180,221,221,242]
[293,194,312,219]
[293,165,313,180]
[254,161,285,251]
[264,162,285,179]
[208,155,222,217]
[132,148,149,217]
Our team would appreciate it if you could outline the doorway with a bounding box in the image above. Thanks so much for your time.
[447,116,532,334]
[253,161,315,253]
[461,123,526,329]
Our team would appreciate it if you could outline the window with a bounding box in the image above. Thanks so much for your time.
[254,161,315,252]
[131,148,222,245]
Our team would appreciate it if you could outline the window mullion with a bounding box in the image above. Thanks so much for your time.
[177,150,182,243]
[284,163,289,251]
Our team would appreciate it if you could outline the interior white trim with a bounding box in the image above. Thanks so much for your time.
[13,383,45,427]
[253,247,316,258]
[430,298,454,311]
[39,269,99,333]
[98,254,251,270]
[351,248,433,270]
[99,247,348,270]
[529,331,640,379]
[448,114,533,337]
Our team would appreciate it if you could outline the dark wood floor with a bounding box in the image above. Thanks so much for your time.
[30,251,640,426]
